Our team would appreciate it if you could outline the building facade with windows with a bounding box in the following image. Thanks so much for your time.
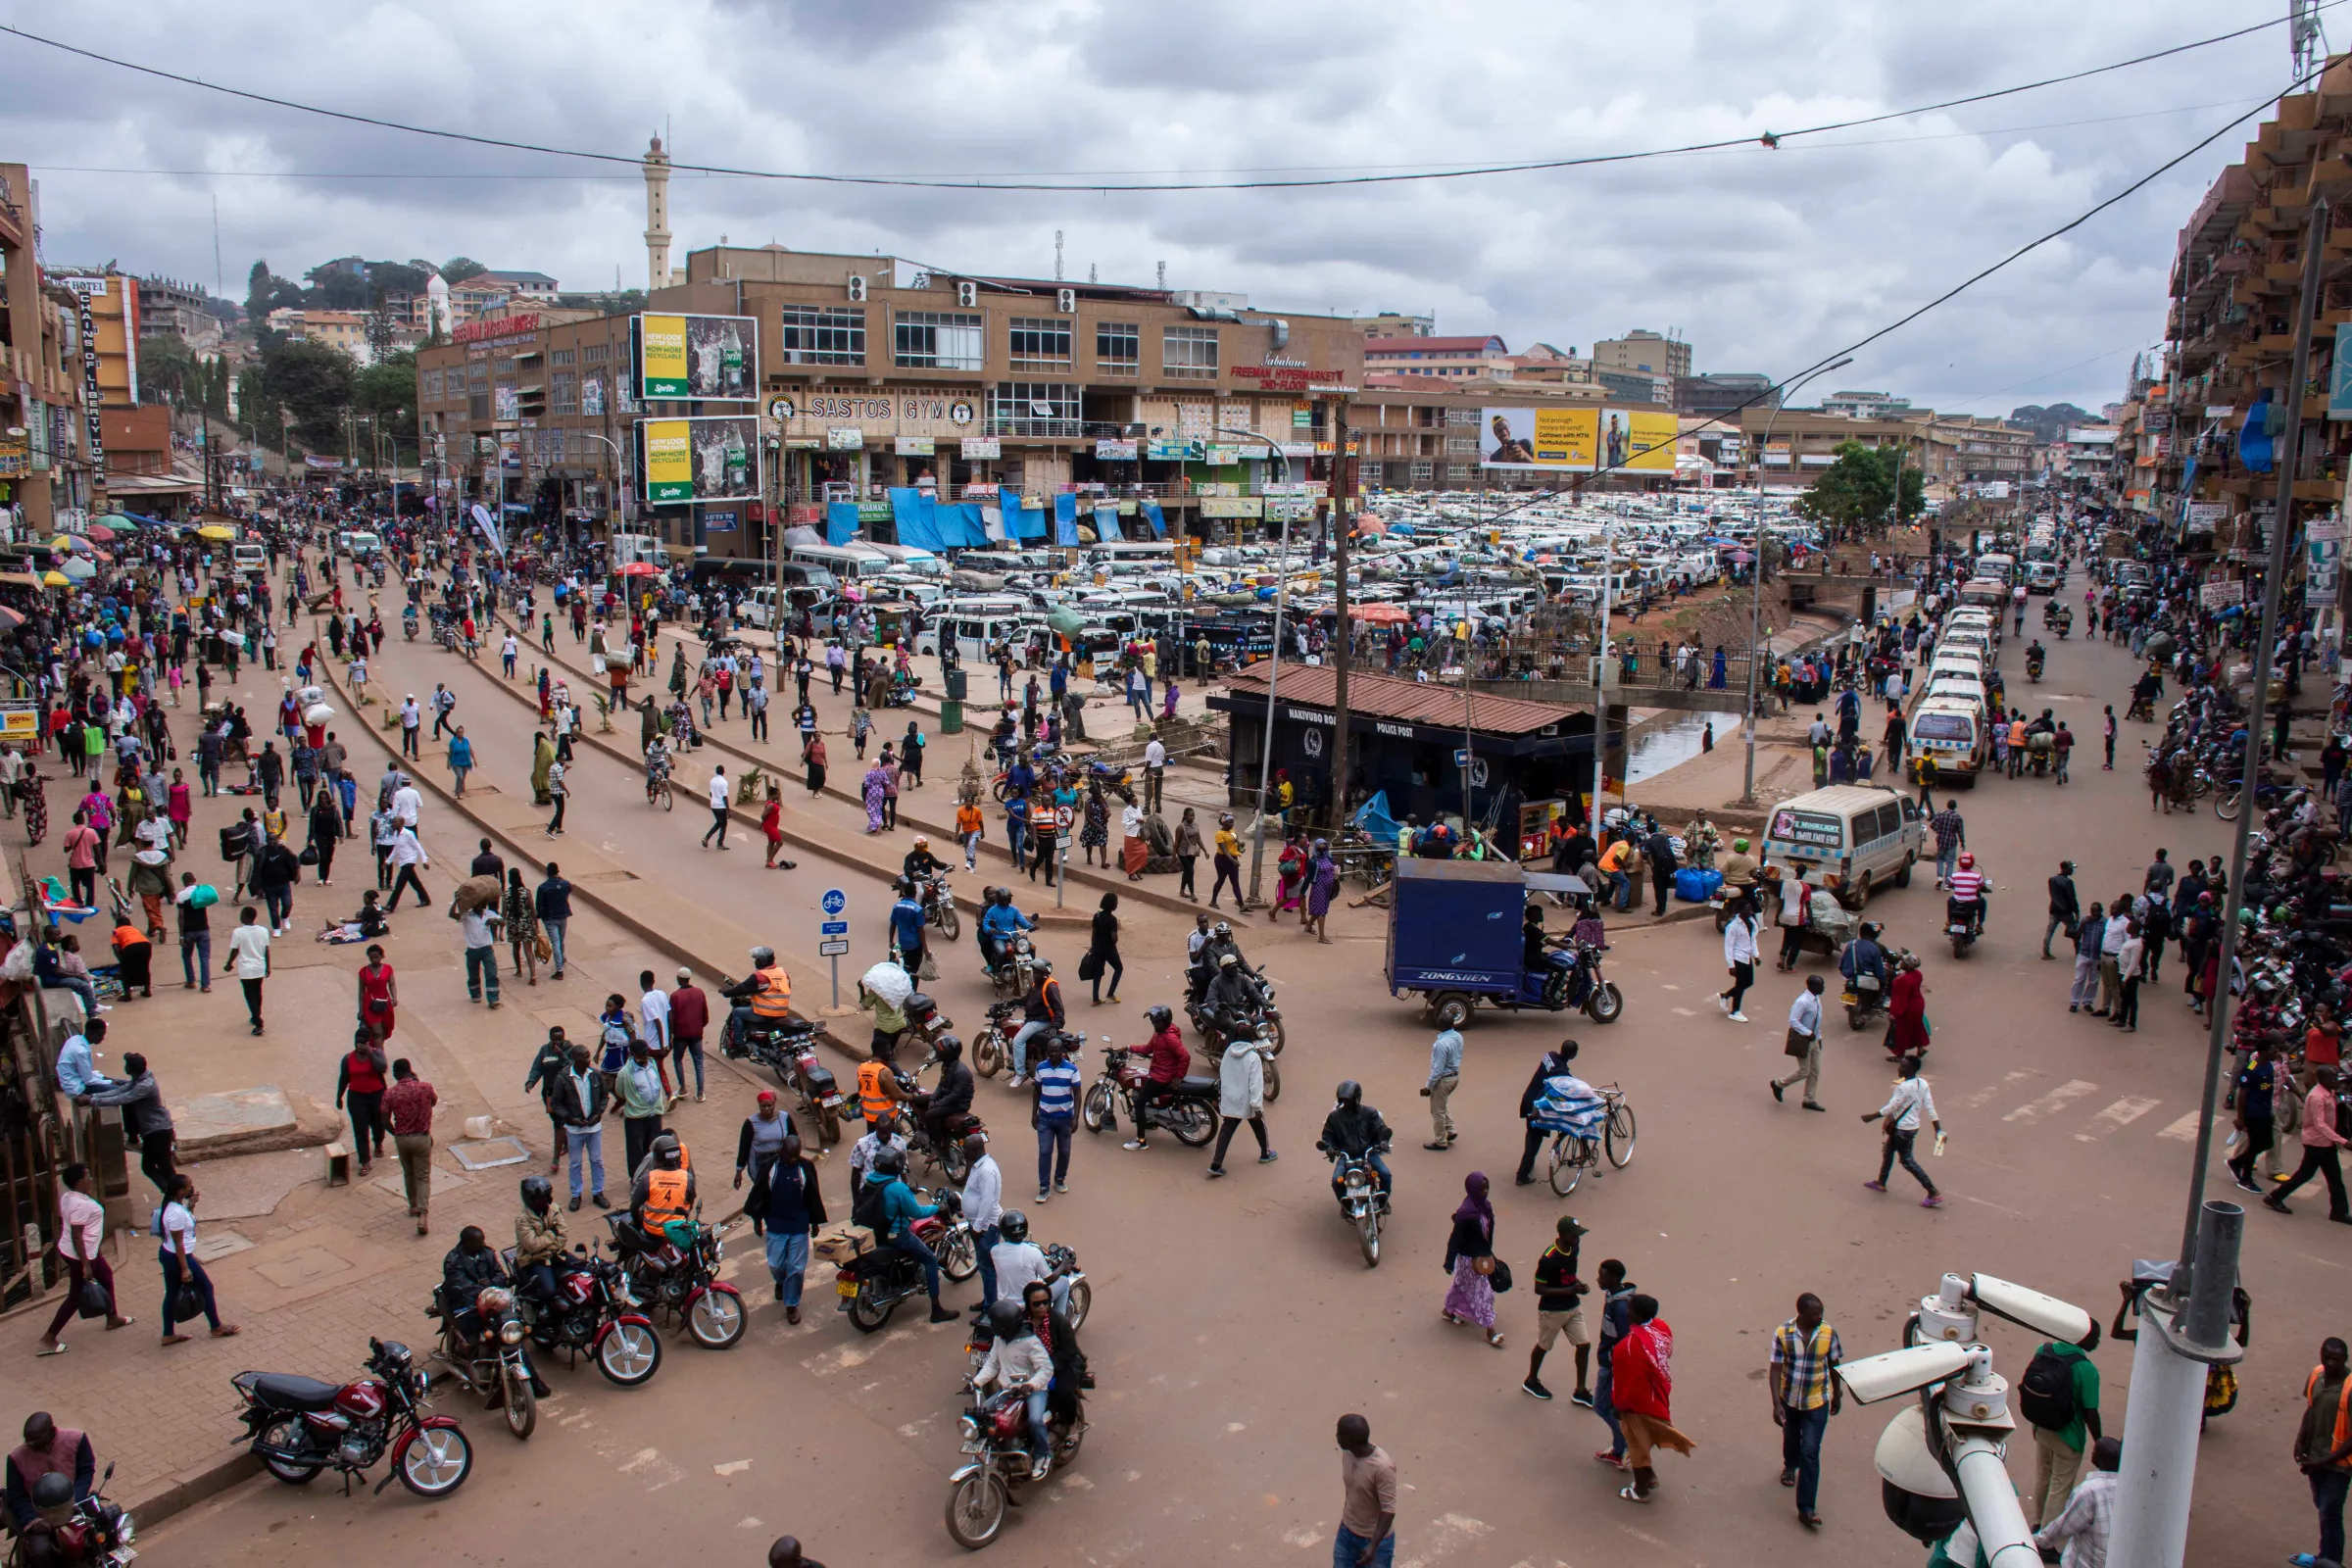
[1362,333,1510,379]
[0,164,93,530]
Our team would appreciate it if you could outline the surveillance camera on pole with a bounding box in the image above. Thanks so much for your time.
[1835,1271,2095,1567]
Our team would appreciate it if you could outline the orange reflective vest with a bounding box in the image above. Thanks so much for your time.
[642,1167,691,1231]
[750,965,793,1019]
[857,1058,898,1124]
[2306,1367,2352,1469]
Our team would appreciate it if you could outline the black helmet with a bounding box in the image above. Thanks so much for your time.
[998,1208,1029,1245]
[1144,1004,1173,1032]
[988,1298,1026,1339]
[874,1149,905,1177]
[1336,1079,1362,1106]
[1033,957,1053,975]
[520,1175,553,1215]
[30,1473,71,1511]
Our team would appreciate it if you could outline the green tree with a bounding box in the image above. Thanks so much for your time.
[353,349,418,452]
[440,256,488,284]
[366,261,432,298]
[257,337,357,452]
[138,334,202,406]
[244,259,304,322]
[1790,440,1926,538]
[305,269,372,311]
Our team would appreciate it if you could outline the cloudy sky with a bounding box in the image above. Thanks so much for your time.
[0,0,2320,415]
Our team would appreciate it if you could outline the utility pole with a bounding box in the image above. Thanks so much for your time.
[1325,398,1353,831]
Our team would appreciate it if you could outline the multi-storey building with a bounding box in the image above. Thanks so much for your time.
[1592,329,1692,382]
[138,276,223,353]
[1362,333,1510,379]
[0,164,92,529]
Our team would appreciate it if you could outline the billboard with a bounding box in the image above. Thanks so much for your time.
[1599,409,1678,472]
[635,313,759,401]
[1479,407,1596,469]
[640,416,760,505]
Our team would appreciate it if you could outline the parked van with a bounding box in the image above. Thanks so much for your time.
[1920,673,1987,712]
[230,542,267,574]
[1909,698,1989,783]
[1958,578,2010,611]
[786,543,894,582]
[1974,552,2018,588]
[1760,784,1926,901]
[926,596,1033,662]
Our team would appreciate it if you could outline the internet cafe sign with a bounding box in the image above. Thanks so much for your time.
[772,390,977,444]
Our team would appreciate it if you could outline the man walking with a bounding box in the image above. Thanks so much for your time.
[1769,1292,1842,1530]
[382,1058,438,1237]
[2044,860,2080,961]
[669,967,710,1103]
[2265,1063,2352,1223]
[1421,1022,1462,1150]
[550,1040,609,1211]
[223,906,270,1036]
[1861,1053,1942,1207]
[1771,975,1828,1110]
[1930,799,1965,888]
[2019,1331,2102,1527]
[616,1037,671,1174]
[2101,704,2117,769]
[704,764,731,850]
[2069,902,2107,1013]
[2294,1337,2352,1568]
[1644,820,1678,917]
[1524,1215,1592,1404]
[460,898,501,1009]
[1332,1414,1397,1568]
[399,694,421,759]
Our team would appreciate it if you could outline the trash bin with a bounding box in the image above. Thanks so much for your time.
[939,699,963,735]
[944,668,967,703]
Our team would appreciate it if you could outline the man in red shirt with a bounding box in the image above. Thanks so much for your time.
[382,1059,439,1237]
[61,810,101,906]
[669,967,710,1103]
[2266,1063,2352,1222]
[1609,1294,1695,1503]
[1122,1005,1192,1152]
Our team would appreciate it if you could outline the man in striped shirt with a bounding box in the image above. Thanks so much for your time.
[1029,1033,1082,1204]
[1929,802,1966,887]
[1946,853,1986,936]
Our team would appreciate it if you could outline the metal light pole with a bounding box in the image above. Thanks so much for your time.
[1740,358,1852,806]
[1223,426,1293,907]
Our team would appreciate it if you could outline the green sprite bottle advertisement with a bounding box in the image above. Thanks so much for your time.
[723,425,749,492]
[720,322,745,394]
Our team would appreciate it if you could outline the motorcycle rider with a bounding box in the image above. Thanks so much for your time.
[438,1223,510,1354]
[6,1415,95,1567]
[903,835,948,887]
[719,946,793,1054]
[1837,920,1889,1002]
[514,1175,567,1305]
[847,1110,908,1200]
[972,1298,1056,1470]
[912,1035,976,1156]
[863,1149,958,1324]
[988,1208,1074,1314]
[628,1132,696,1248]
[1947,851,1988,936]
[1200,951,1260,1034]
[1121,1005,1191,1152]
[2025,638,2047,673]
[979,886,1035,977]
[1317,1080,1394,1207]
[1022,1278,1088,1430]
[888,879,927,976]
[1006,960,1066,1089]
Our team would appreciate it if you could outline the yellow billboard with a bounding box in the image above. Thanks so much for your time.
[639,316,689,398]
[1480,406,1597,470]
[1600,409,1678,472]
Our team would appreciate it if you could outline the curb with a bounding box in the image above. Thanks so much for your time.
[122,1450,261,1535]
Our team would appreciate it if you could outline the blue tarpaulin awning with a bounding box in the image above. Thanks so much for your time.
[1053,493,1081,547]
[826,501,860,546]
[1010,498,1047,540]
[1142,500,1166,539]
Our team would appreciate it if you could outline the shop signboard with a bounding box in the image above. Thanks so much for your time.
[960,436,1002,460]
[634,313,759,401]
[1479,406,1596,470]
[1147,438,1203,462]
[2199,578,2243,610]
[2184,501,2229,533]
[777,392,976,443]
[582,376,605,417]
[494,384,519,421]
[0,701,38,743]
[1200,497,1263,518]
[2330,323,2352,420]
[1095,438,1138,461]
[895,435,936,456]
[0,438,26,478]
[825,427,864,451]
[640,415,760,505]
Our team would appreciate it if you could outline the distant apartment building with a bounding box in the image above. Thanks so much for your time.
[1353,312,1434,338]
[268,307,372,362]
[1819,389,1913,419]
[1676,372,1778,417]
[1596,368,1673,407]
[1592,329,1691,382]
[138,276,224,352]
[1362,333,1510,379]
[480,270,560,302]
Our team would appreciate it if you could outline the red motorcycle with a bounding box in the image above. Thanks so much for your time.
[507,1243,665,1387]
[229,1337,473,1499]
[604,1206,747,1349]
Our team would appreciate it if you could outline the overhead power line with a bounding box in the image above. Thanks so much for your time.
[0,10,2332,193]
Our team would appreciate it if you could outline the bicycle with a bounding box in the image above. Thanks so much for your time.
[646,767,674,811]
[1544,1084,1637,1196]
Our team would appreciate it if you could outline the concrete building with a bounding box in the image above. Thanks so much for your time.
[267,308,370,362]
[480,270,560,302]
[1351,312,1434,338]
[1362,333,1510,379]
[1677,372,1778,417]
[138,276,224,353]
[1596,368,1672,407]
[1592,329,1691,382]
[50,271,141,407]
[1819,389,1913,419]
[0,163,92,529]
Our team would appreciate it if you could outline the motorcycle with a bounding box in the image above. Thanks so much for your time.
[602,1207,746,1349]
[401,610,417,643]
[7,1461,134,1568]
[1078,1041,1219,1147]
[903,1090,984,1185]
[1945,897,1982,959]
[968,999,1023,1079]
[944,1375,1089,1550]
[917,871,962,943]
[1841,968,1886,1031]
[718,1005,845,1143]
[835,1190,977,1333]
[2026,654,2044,683]
[1322,1147,1389,1267]
[1563,938,1626,1024]
[1188,975,1288,1054]
[229,1337,473,1499]
[963,1243,1094,1370]
[505,1244,664,1388]
[426,1282,539,1440]
[982,933,1038,1002]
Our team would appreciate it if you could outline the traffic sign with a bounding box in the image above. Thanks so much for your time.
[1453,748,1470,768]
[819,919,850,936]
[817,938,850,957]
[820,889,847,916]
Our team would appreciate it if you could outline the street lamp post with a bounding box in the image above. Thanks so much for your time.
[1740,357,1853,806]
[1219,426,1293,907]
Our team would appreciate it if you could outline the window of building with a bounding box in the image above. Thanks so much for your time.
[989,382,1080,433]
[1409,461,1434,484]
[550,348,575,367]
[893,310,983,371]
[778,306,865,366]
[1007,316,1072,370]
[553,372,577,416]
[1162,326,1219,379]
[1096,320,1139,373]
[585,342,611,363]
[467,360,490,422]
[423,368,443,402]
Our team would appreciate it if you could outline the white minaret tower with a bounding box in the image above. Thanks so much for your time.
[643,136,673,290]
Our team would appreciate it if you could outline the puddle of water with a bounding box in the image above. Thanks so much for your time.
[1624,712,1721,785]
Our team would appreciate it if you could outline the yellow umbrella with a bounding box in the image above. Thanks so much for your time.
[197,524,236,541]
[40,570,70,587]
[47,534,72,551]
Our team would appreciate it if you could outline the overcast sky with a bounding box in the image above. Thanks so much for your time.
[0,0,2318,415]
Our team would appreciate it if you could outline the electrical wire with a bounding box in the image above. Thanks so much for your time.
[0,9,2331,193]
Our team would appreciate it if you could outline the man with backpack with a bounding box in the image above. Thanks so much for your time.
[2018,1334,2102,1528]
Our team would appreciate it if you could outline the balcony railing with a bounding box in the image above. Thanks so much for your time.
[985,416,1083,439]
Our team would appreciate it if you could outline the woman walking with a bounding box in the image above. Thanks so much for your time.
[1079,782,1109,868]
[901,721,924,787]
[805,734,827,799]
[1303,840,1340,945]
[760,791,790,869]
[879,746,902,831]
[22,762,46,848]
[1720,894,1760,1021]
[334,1029,389,1176]
[1272,831,1305,921]
[1086,893,1123,1004]
[1442,1172,1505,1348]
[1173,808,1203,901]
[861,759,890,834]
[156,1171,238,1346]
[37,1161,134,1354]
[305,783,343,888]
[1205,1030,1275,1177]
[545,756,567,838]
[502,868,539,986]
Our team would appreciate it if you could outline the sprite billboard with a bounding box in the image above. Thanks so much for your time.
[633,313,759,401]
[640,416,760,505]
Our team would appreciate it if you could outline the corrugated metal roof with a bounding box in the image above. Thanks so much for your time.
[1221,661,1583,737]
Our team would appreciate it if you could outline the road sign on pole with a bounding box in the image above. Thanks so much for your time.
[819,920,850,937]
[820,889,847,915]
[817,938,850,957]
[820,890,848,1006]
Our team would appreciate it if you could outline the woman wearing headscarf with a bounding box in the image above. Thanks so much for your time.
[21,761,47,847]
[1079,779,1109,867]
[1273,830,1306,922]
[861,758,890,834]
[1886,952,1928,1061]
[530,731,554,806]
[1442,1172,1504,1347]
[1303,840,1341,945]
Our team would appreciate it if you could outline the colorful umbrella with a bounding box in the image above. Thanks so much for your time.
[83,523,115,543]
[60,557,97,580]
[615,562,660,577]
[197,524,236,541]
[40,570,69,587]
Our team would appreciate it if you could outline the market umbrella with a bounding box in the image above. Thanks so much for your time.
[40,570,69,588]
[60,557,96,580]
[197,524,235,541]
[615,561,659,577]
[1350,603,1409,624]
[83,523,115,544]
[0,607,24,632]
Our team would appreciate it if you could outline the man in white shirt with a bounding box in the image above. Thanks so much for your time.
[399,695,421,759]
[390,777,422,830]
[386,824,431,911]
[1142,736,1167,813]
[224,906,272,1036]
[987,1212,1072,1313]
[460,902,503,1007]
[961,1140,1004,1301]
[702,765,731,851]
[1772,975,1829,1110]
[1862,1054,1942,1205]
[638,968,671,1085]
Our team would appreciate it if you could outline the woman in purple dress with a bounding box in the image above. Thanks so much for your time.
[1441,1171,1502,1347]
[861,760,889,834]
[1303,840,1341,945]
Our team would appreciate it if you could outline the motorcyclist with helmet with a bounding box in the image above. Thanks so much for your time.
[514,1175,567,1304]
[439,1223,510,1351]
[979,887,1035,976]
[1006,960,1065,1089]
[972,1298,1056,1469]
[988,1208,1074,1313]
[860,1149,958,1324]
[6,1415,95,1568]
[911,1035,976,1155]
[720,945,793,1054]
[1317,1081,1394,1207]
[1190,922,1259,1006]
[1200,951,1260,1033]
[1838,919,1889,994]
[1947,852,1988,936]
[629,1132,697,1245]
[1120,1006,1191,1152]
[903,836,948,885]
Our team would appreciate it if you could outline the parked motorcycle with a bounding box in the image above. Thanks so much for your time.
[503,1244,664,1388]
[835,1190,977,1333]
[718,1007,844,1145]
[944,1375,1089,1549]
[1078,1040,1218,1147]
[1322,1148,1388,1267]
[427,1283,539,1439]
[605,1206,747,1349]
[7,1461,134,1567]
[229,1338,473,1499]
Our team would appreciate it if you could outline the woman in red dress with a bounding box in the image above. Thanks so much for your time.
[1886,953,1928,1060]
[358,946,398,1044]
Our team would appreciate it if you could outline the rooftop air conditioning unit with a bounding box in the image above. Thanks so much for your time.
[848,275,867,302]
